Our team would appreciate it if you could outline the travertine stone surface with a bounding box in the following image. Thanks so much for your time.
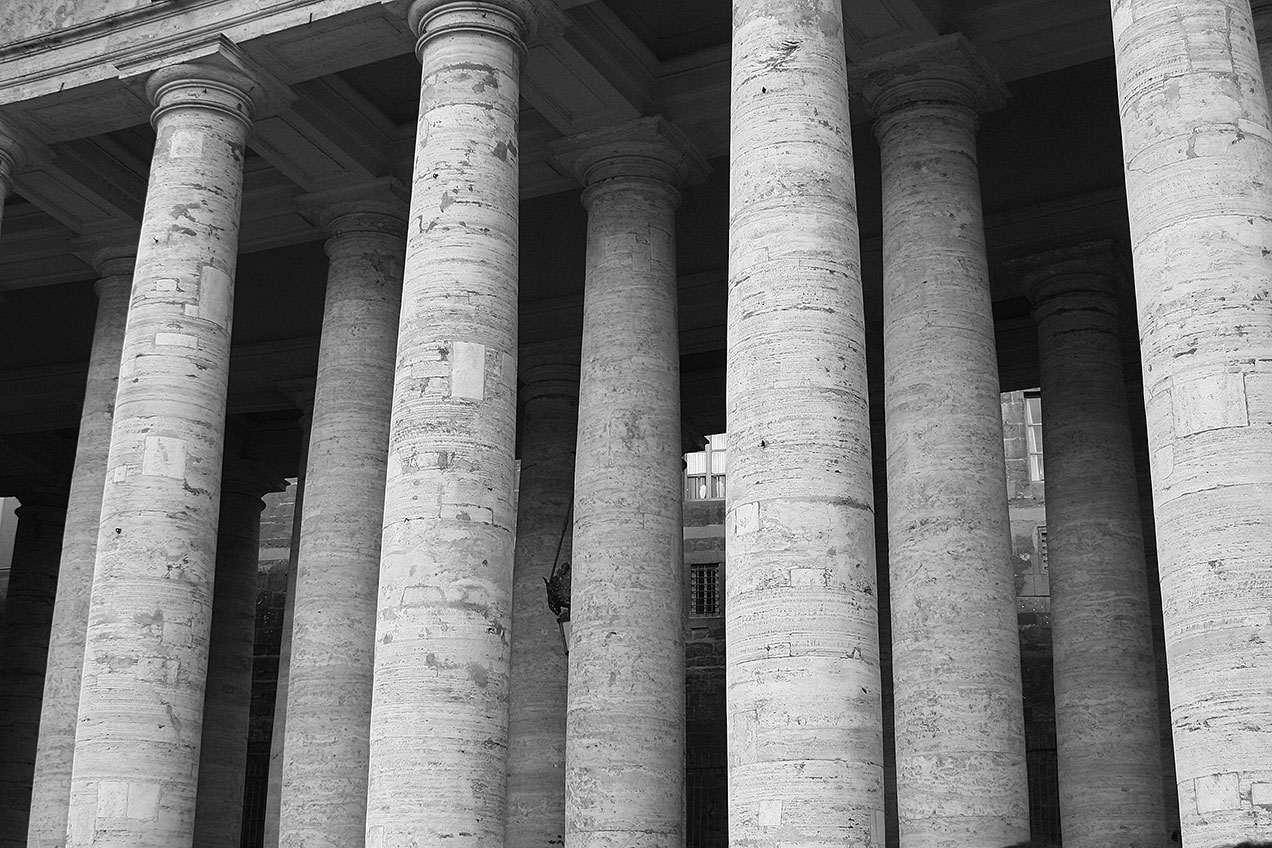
[1111,1,1272,841]
[1014,244,1164,848]
[552,116,704,848]
[366,3,536,846]
[279,192,405,848]
[27,250,133,848]
[728,2,884,844]
[852,34,1029,847]
[193,461,284,848]
[505,340,579,848]
[263,390,312,848]
[65,62,259,848]
[0,488,67,848]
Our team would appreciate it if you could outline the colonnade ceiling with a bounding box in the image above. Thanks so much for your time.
[0,0,1135,450]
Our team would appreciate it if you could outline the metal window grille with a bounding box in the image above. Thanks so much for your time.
[690,563,721,617]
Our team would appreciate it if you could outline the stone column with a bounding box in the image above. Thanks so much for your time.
[262,390,312,848]
[1013,243,1164,847]
[279,189,405,848]
[728,1,884,843]
[852,35,1029,846]
[65,62,259,848]
[505,339,579,848]
[0,486,68,847]
[0,125,21,244]
[552,116,704,848]
[193,459,285,848]
[1112,1,1272,841]
[27,246,133,848]
[366,3,536,845]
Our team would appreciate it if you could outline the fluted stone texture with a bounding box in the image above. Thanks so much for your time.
[727,2,884,844]
[366,3,534,846]
[263,394,311,848]
[193,463,283,848]
[1112,0,1272,841]
[853,35,1029,846]
[552,117,701,848]
[0,490,67,847]
[27,255,132,848]
[505,341,578,848]
[1017,247,1165,848]
[65,63,258,848]
[279,199,404,848]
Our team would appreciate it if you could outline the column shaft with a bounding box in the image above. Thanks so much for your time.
[728,1,884,843]
[1112,0,1272,841]
[263,398,311,848]
[0,491,67,847]
[856,36,1028,845]
[505,342,578,848]
[366,3,533,845]
[27,257,132,848]
[1024,260,1164,847]
[193,466,279,848]
[65,64,257,848]
[280,203,403,848]
[568,174,685,848]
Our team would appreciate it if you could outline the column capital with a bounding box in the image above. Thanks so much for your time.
[297,179,410,243]
[849,33,1007,120]
[146,62,262,134]
[72,230,140,282]
[14,482,70,514]
[407,0,541,61]
[552,116,709,189]
[1007,239,1126,310]
[519,338,581,404]
[220,456,288,505]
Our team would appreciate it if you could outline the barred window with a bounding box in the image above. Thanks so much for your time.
[690,562,722,617]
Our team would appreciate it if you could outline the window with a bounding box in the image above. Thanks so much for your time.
[685,433,727,500]
[1025,393,1044,481]
[690,562,722,617]
[1035,524,1048,571]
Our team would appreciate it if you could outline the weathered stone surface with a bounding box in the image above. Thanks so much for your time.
[728,2,884,844]
[64,62,259,848]
[365,4,534,846]
[1111,0,1272,841]
[1015,244,1165,848]
[262,388,311,848]
[853,33,1028,847]
[0,487,67,848]
[193,460,285,848]
[279,190,404,848]
[553,116,702,848]
[505,340,578,848]
[26,247,132,848]
[0,126,18,245]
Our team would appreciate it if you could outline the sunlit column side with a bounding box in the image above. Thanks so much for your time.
[366,3,539,846]
[280,188,405,848]
[65,61,259,848]
[553,117,705,848]
[728,1,885,844]
[1111,0,1272,841]
[852,34,1029,847]
[27,244,134,848]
